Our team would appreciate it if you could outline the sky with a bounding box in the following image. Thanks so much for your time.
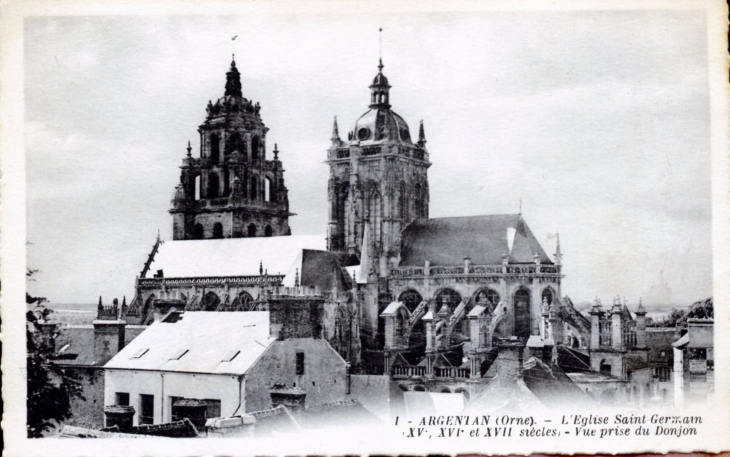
[24,10,712,307]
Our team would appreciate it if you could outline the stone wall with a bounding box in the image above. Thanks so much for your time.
[65,367,106,429]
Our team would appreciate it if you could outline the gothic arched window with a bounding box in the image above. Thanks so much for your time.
[414,184,423,218]
[213,223,223,239]
[194,176,201,200]
[398,181,408,221]
[474,288,500,311]
[210,133,220,163]
[201,291,221,311]
[248,223,257,237]
[232,291,255,311]
[398,289,423,313]
[435,288,462,310]
[264,225,272,237]
[207,173,220,198]
[514,288,531,338]
[250,176,258,200]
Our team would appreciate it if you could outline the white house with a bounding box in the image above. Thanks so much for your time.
[104,310,348,426]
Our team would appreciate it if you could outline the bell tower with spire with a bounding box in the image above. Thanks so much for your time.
[326,60,431,277]
[170,59,292,240]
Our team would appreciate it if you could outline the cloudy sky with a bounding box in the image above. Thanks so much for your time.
[25,10,712,306]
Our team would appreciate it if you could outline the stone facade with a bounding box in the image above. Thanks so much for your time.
[170,60,291,240]
[326,60,431,275]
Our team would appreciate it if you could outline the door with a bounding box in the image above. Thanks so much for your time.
[139,394,154,425]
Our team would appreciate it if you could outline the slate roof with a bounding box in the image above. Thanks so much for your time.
[145,235,325,278]
[53,325,147,367]
[281,249,353,290]
[399,214,553,266]
[105,312,274,375]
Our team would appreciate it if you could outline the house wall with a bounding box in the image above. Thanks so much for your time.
[243,339,347,413]
[104,369,243,425]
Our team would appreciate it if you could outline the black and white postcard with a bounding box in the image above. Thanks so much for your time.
[2,0,729,455]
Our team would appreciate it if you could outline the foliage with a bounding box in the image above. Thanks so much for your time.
[26,300,84,437]
[648,297,713,328]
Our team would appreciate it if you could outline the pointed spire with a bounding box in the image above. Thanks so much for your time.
[417,120,427,146]
[331,116,341,141]
[224,60,243,97]
[378,58,384,73]
[294,268,300,287]
[122,296,127,307]
[186,141,192,157]
[156,228,161,243]
[98,296,103,307]
[554,232,563,265]
[273,143,279,161]
[259,260,263,276]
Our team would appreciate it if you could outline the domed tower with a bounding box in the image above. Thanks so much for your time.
[326,59,431,276]
[170,59,292,240]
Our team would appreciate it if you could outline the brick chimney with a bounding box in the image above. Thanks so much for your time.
[93,297,126,365]
[267,287,324,340]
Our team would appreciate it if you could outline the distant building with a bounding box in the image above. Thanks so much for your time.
[31,300,145,429]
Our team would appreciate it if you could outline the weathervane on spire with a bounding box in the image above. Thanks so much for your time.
[231,35,238,61]
[378,28,384,72]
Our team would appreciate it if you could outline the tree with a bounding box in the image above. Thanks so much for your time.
[26,284,83,437]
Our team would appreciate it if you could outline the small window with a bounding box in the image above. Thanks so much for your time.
[59,343,70,353]
[169,349,189,360]
[116,392,130,406]
[131,348,149,359]
[296,352,305,375]
[221,350,240,362]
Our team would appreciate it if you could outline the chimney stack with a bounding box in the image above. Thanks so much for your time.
[93,297,127,365]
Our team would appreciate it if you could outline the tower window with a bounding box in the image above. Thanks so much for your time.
[250,176,258,200]
[223,168,230,196]
[251,136,259,161]
[265,225,273,237]
[264,177,272,202]
[207,173,220,198]
[248,223,257,237]
[210,134,220,163]
[194,176,201,201]
[192,223,204,240]
[213,223,223,239]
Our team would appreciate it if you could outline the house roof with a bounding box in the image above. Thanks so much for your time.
[145,235,325,278]
[53,325,147,367]
[399,214,553,267]
[105,312,274,375]
[281,249,353,290]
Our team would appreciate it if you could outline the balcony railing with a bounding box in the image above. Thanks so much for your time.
[390,264,561,278]
[392,365,427,377]
[434,367,470,379]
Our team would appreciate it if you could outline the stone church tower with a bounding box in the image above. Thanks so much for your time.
[170,60,291,240]
[326,60,431,276]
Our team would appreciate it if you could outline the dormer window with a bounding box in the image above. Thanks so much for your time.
[221,350,240,362]
[131,348,149,359]
[169,349,189,360]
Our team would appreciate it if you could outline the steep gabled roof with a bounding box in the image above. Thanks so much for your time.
[105,312,274,375]
[399,214,553,267]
